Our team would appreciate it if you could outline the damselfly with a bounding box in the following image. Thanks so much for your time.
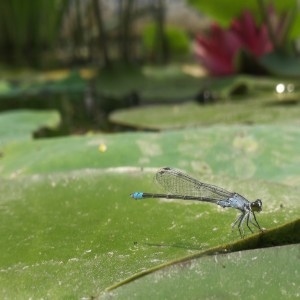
[131,167,263,238]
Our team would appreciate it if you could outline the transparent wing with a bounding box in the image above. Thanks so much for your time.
[155,167,233,200]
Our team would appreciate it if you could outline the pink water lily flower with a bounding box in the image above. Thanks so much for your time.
[195,10,274,76]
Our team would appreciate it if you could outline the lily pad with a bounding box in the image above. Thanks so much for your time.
[0,70,87,99]
[0,109,60,143]
[259,52,300,77]
[96,64,202,102]
[1,125,300,186]
[101,243,300,299]
[0,170,299,298]
[109,96,300,130]
[1,109,300,298]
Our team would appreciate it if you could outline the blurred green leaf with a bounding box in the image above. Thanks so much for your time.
[0,80,12,95]
[110,96,300,130]
[187,0,298,28]
[0,70,87,98]
[142,23,190,56]
[259,52,300,77]
[188,0,258,26]
[289,12,300,38]
[96,64,201,102]
[0,109,60,143]
[1,124,300,185]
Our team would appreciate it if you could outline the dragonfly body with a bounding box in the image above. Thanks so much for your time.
[131,167,263,238]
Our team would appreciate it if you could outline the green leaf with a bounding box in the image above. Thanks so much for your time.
[0,80,12,95]
[0,109,60,143]
[188,0,258,26]
[0,171,299,298]
[142,23,190,56]
[1,125,300,185]
[0,70,86,98]
[102,243,300,299]
[259,52,300,77]
[1,109,300,298]
[109,96,300,130]
[187,0,297,27]
[96,64,201,102]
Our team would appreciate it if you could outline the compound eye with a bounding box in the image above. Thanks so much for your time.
[252,199,262,212]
